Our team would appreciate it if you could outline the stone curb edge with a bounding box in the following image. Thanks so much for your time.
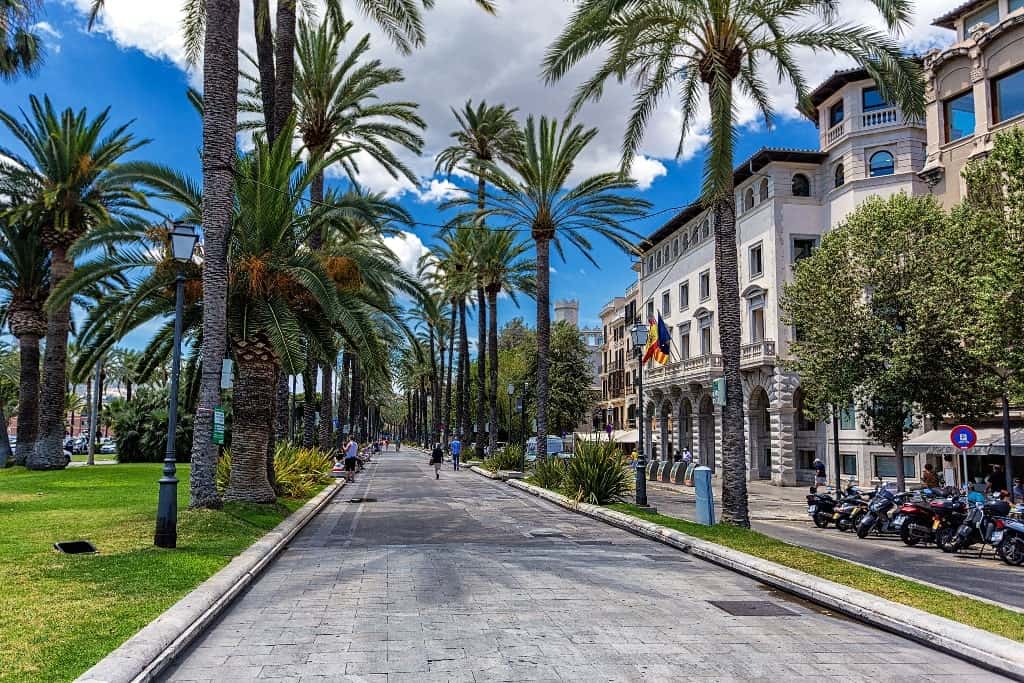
[76,480,346,683]
[501,476,1024,681]
[469,465,501,480]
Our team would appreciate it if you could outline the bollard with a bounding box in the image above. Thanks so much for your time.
[683,461,697,486]
[670,462,685,484]
[660,462,673,483]
[694,466,715,525]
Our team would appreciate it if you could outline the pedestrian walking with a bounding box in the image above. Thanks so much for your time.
[430,443,444,479]
[343,435,359,483]
[449,435,462,471]
[813,458,827,487]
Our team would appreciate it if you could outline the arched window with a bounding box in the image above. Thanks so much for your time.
[834,163,845,188]
[744,187,755,211]
[647,256,654,273]
[656,250,662,269]
[692,226,699,244]
[792,173,811,197]
[681,232,689,251]
[672,238,679,258]
[869,150,895,177]
[759,178,769,201]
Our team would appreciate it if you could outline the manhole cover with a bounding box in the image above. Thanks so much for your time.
[347,498,377,503]
[644,554,690,562]
[708,600,799,616]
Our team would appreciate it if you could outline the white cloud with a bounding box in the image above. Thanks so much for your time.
[416,178,465,203]
[32,21,62,39]
[549,266,557,273]
[383,231,426,275]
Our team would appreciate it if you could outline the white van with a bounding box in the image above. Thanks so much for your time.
[525,435,567,461]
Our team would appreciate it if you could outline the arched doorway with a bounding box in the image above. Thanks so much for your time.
[749,387,771,479]
[698,395,715,471]
[678,397,693,458]
[659,400,673,461]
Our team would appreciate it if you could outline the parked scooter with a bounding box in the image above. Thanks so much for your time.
[995,517,1024,566]
[856,487,910,538]
[928,495,969,551]
[947,498,1011,554]
[806,486,838,529]
[832,489,870,532]
[893,488,956,547]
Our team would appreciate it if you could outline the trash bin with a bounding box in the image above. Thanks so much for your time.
[694,466,715,525]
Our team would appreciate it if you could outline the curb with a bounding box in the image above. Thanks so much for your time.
[469,465,501,480]
[505,478,1024,681]
[76,480,346,683]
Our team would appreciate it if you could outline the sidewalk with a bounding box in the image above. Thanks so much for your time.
[646,475,812,522]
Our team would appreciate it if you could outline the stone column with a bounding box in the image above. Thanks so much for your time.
[770,407,797,486]
[660,404,670,462]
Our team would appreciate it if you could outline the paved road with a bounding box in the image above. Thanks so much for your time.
[161,451,994,682]
[645,482,1024,611]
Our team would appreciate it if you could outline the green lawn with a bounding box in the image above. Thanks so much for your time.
[0,464,310,682]
[69,453,117,463]
[610,503,1024,643]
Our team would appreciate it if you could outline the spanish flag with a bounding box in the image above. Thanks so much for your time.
[643,313,671,365]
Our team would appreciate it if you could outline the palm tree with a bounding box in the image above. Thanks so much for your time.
[542,0,924,526]
[436,100,520,457]
[0,342,17,466]
[453,116,648,460]
[1,0,43,81]
[0,96,147,470]
[0,211,48,465]
[477,229,535,454]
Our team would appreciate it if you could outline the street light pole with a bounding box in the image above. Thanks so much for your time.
[630,320,649,508]
[155,222,198,549]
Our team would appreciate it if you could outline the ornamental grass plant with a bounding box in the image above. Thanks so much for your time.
[563,440,633,505]
[218,443,334,499]
[483,443,525,472]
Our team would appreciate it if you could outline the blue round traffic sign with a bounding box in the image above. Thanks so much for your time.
[950,424,977,450]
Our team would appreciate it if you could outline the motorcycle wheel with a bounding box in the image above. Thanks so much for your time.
[813,513,830,529]
[935,527,956,552]
[999,539,1024,567]
[836,517,853,532]
[899,523,920,547]
[856,514,874,539]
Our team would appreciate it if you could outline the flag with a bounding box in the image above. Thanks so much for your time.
[642,313,671,365]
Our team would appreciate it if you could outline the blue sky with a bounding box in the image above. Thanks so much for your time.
[2,1,958,349]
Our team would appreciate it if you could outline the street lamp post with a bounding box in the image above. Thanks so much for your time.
[155,221,198,549]
[630,320,649,508]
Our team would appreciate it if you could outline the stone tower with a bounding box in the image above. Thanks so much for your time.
[553,299,579,327]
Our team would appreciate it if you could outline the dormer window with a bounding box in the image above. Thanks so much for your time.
[964,2,999,34]
[829,100,844,127]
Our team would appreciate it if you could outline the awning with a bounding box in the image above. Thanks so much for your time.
[903,427,1024,456]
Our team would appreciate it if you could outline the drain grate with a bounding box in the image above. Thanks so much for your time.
[708,600,799,616]
[347,497,377,503]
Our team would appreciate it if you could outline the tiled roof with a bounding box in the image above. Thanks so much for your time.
[801,67,869,121]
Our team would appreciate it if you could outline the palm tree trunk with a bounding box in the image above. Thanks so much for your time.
[275,373,289,442]
[454,310,465,440]
[475,285,487,458]
[895,436,906,494]
[13,331,40,465]
[30,246,73,470]
[338,351,351,442]
[125,379,133,403]
[319,361,333,450]
[713,195,750,527]
[459,299,471,441]
[224,353,277,503]
[349,360,362,440]
[301,364,316,447]
[443,302,456,444]
[487,288,499,454]
[535,237,551,461]
[252,0,275,140]
[0,403,12,467]
[190,0,239,509]
[272,0,296,140]
[427,323,439,445]
[267,365,279,494]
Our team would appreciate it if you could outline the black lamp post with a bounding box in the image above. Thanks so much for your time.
[155,221,198,549]
[630,319,649,507]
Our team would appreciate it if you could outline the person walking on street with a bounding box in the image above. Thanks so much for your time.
[449,435,462,471]
[343,435,359,483]
[813,458,827,487]
[430,443,444,479]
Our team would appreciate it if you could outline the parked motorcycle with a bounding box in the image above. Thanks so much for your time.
[994,517,1024,566]
[856,488,910,538]
[806,486,838,529]
[947,498,1011,554]
[894,495,938,546]
[832,490,869,532]
[929,496,969,552]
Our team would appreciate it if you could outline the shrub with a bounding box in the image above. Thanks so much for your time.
[483,443,525,472]
[528,457,566,490]
[563,440,633,505]
[217,443,334,499]
[108,390,194,463]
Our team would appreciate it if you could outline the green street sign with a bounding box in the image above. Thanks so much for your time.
[711,377,726,407]
[212,406,226,445]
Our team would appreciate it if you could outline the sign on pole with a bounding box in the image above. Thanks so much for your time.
[950,424,977,450]
[212,406,226,445]
[220,359,233,389]
[711,377,726,407]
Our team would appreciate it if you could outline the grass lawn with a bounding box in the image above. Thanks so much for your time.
[69,453,117,463]
[0,464,310,682]
[610,503,1024,643]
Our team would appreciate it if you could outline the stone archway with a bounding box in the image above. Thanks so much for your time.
[748,387,771,479]
[677,397,693,458]
[698,395,715,472]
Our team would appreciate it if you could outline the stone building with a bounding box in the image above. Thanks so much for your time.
[632,3,1024,486]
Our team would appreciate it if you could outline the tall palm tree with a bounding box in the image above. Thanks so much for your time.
[0,96,147,470]
[0,211,48,465]
[454,116,648,460]
[1,0,43,81]
[0,342,17,466]
[436,100,520,457]
[477,229,535,454]
[542,0,924,526]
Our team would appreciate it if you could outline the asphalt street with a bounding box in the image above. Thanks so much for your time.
[159,450,994,682]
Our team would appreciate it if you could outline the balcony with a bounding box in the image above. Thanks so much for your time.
[740,340,776,369]
[821,107,920,151]
[644,353,724,388]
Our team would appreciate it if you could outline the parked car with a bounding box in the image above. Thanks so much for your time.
[99,441,117,454]
[525,436,567,462]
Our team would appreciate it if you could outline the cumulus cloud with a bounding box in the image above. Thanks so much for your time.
[32,21,62,39]
[416,178,465,203]
[383,230,427,275]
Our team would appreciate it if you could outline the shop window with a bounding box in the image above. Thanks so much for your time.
[993,65,1024,124]
[874,454,915,479]
[944,89,975,141]
[792,173,811,197]
[869,150,895,177]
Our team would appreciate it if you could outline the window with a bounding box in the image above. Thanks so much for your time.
[829,100,844,127]
[834,163,845,188]
[656,250,662,269]
[795,392,816,432]
[792,237,817,263]
[681,232,689,251]
[944,89,975,142]
[1013,0,1024,12]
[965,2,999,32]
[679,330,690,359]
[749,243,763,278]
[646,301,654,321]
[868,150,894,177]
[699,315,713,354]
[679,282,689,310]
[647,256,653,274]
[873,454,914,479]
[792,173,810,197]
[748,294,765,343]
[798,449,817,470]
[699,270,711,301]
[759,178,769,201]
[744,187,755,210]
[993,65,1024,124]
[661,291,670,316]
[841,454,858,476]
[840,404,856,430]
[861,86,888,112]
[672,238,679,258]
[702,219,710,239]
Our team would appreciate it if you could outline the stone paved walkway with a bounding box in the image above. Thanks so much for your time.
[160,450,997,682]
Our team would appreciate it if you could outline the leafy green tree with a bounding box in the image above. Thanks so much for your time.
[1,0,43,81]
[457,116,648,460]
[783,193,997,492]
[544,0,925,525]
